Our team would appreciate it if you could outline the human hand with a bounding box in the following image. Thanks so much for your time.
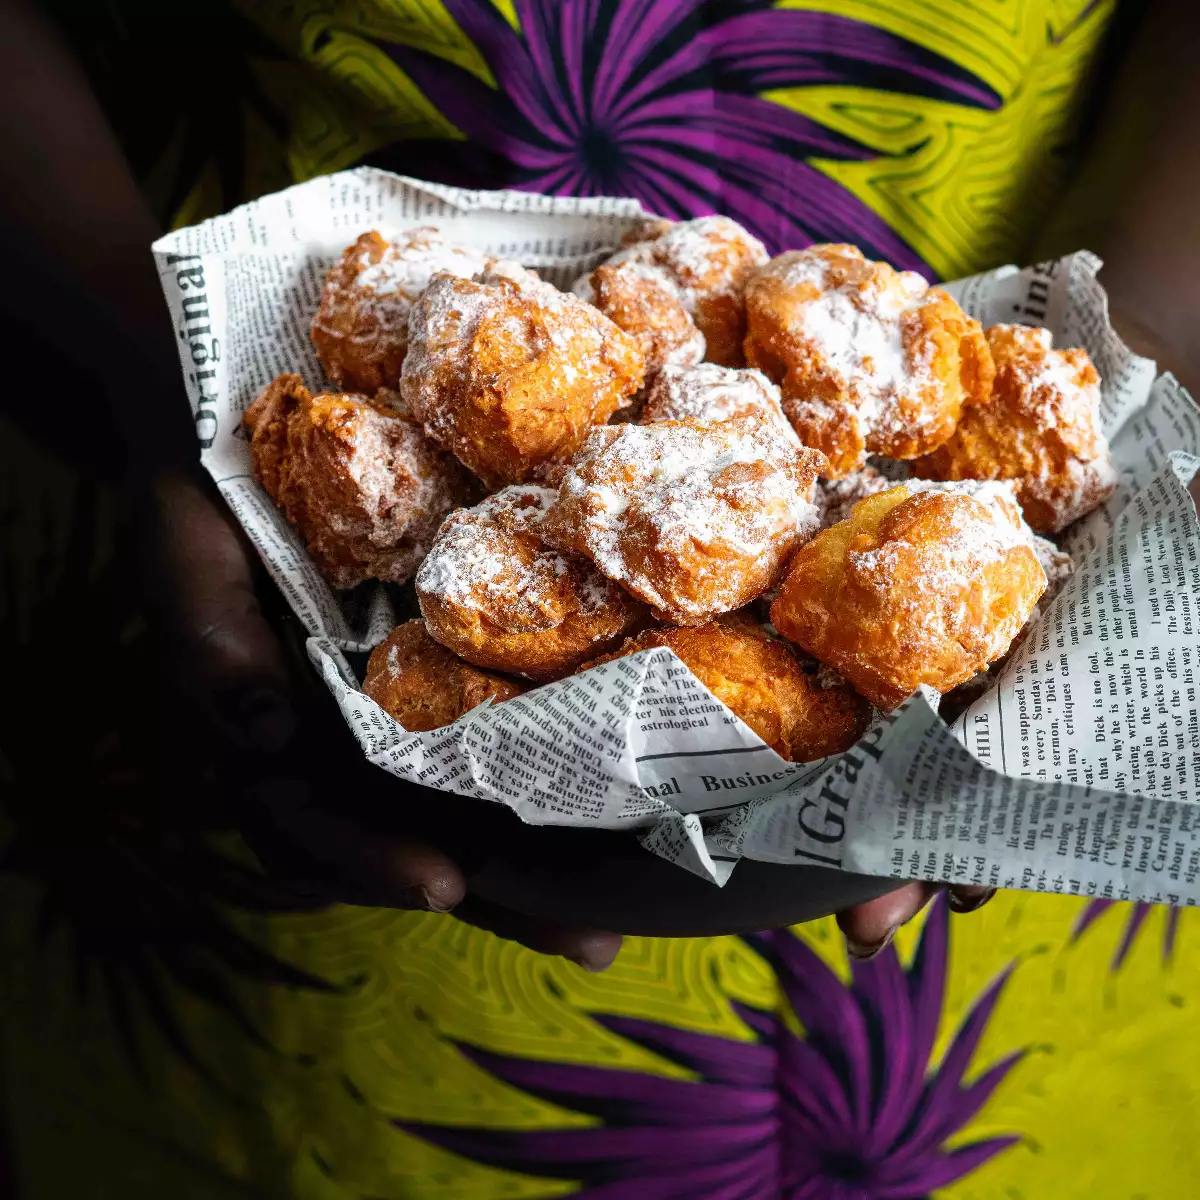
[139,465,623,970]
[838,882,995,960]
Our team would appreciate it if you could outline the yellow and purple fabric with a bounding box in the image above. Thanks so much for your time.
[5,1,1198,1196]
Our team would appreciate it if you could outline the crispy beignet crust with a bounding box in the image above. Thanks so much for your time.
[416,485,647,680]
[243,374,475,589]
[586,261,705,379]
[582,619,871,762]
[543,416,825,625]
[576,216,768,367]
[401,264,645,488]
[311,229,490,393]
[363,621,525,732]
[770,485,1046,710]
[641,362,800,446]
[743,245,995,477]
[912,324,1117,533]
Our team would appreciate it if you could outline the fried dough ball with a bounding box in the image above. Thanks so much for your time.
[542,416,825,625]
[770,484,1047,710]
[911,324,1117,533]
[743,245,995,478]
[244,374,475,589]
[905,476,1074,603]
[363,621,525,732]
[401,263,644,488]
[933,480,1075,722]
[584,260,705,379]
[583,619,871,762]
[416,485,647,680]
[577,216,768,366]
[641,362,800,445]
[311,229,490,393]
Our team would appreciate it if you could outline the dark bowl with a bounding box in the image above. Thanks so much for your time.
[318,731,895,937]
[464,817,897,936]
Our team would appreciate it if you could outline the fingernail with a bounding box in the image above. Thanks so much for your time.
[569,935,621,973]
[948,887,996,914]
[570,955,610,973]
[845,927,896,962]
[399,886,455,914]
[238,689,296,753]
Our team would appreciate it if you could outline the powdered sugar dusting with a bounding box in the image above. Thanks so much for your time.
[767,247,939,438]
[643,363,798,443]
[246,379,471,590]
[573,216,767,315]
[315,228,489,338]
[402,261,624,460]
[1032,534,1075,602]
[922,324,1118,533]
[904,478,1030,536]
[906,477,1073,615]
[652,216,768,296]
[339,404,455,550]
[1021,452,1120,529]
[416,485,624,628]
[848,486,1042,668]
[547,417,822,622]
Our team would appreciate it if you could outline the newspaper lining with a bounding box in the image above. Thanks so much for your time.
[154,167,1200,902]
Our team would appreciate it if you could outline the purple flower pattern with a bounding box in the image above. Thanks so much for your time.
[374,0,1001,269]
[1073,899,1183,971]
[399,899,1022,1197]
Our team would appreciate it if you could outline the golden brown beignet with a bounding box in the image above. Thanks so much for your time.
[577,216,768,367]
[744,244,994,477]
[583,619,870,762]
[543,416,825,625]
[311,228,490,393]
[243,374,474,589]
[401,263,644,488]
[770,484,1046,709]
[912,323,1116,533]
[585,260,705,380]
[417,485,647,680]
[363,620,524,731]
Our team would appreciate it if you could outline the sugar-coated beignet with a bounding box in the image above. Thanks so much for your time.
[585,260,705,380]
[912,324,1116,533]
[576,216,768,367]
[363,621,525,732]
[543,416,825,625]
[743,245,994,477]
[416,485,647,680]
[243,374,474,590]
[641,362,800,446]
[904,476,1074,608]
[401,263,644,488]
[311,229,490,393]
[583,619,871,762]
[933,479,1075,721]
[771,484,1046,710]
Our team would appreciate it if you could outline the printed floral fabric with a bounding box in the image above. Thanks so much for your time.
[8,2,1200,1198]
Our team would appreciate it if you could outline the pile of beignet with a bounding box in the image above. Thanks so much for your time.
[243,219,1117,760]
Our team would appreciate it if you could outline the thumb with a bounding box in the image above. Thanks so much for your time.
[142,468,296,753]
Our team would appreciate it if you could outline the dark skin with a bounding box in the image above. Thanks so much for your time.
[5,0,1195,971]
